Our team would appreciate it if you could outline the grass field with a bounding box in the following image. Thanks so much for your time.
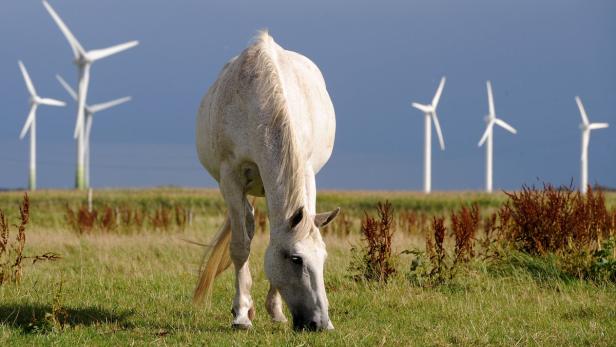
[1,189,615,346]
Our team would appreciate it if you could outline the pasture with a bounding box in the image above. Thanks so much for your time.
[1,189,615,346]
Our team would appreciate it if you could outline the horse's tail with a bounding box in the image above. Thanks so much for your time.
[193,213,232,305]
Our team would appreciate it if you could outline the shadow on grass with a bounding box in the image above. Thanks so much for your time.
[0,303,134,334]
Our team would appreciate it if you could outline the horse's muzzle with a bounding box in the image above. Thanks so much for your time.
[292,314,333,332]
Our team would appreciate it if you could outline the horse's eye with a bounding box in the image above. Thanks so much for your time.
[290,256,303,265]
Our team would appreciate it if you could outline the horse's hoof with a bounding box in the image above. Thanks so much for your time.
[271,316,287,323]
[232,315,252,330]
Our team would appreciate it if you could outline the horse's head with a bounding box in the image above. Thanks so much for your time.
[265,206,339,331]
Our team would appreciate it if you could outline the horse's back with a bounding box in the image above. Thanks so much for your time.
[196,33,335,183]
[278,50,336,173]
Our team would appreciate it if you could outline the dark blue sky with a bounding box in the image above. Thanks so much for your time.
[1,0,614,190]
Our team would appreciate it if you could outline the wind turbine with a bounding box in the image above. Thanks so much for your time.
[17,61,66,191]
[56,75,131,188]
[477,81,517,193]
[575,96,609,194]
[412,77,446,193]
[42,0,138,189]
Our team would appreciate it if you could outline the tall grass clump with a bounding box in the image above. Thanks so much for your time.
[349,201,396,283]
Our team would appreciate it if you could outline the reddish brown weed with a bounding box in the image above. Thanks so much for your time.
[501,183,613,255]
[451,204,480,263]
[1,194,59,285]
[350,201,397,283]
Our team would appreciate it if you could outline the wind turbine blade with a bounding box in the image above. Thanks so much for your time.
[18,61,37,96]
[19,105,37,139]
[39,98,66,107]
[411,102,432,114]
[494,118,517,134]
[56,74,78,101]
[581,130,589,161]
[42,0,85,59]
[432,112,445,150]
[486,80,495,117]
[89,96,131,113]
[478,121,494,147]
[589,122,609,130]
[87,41,139,62]
[575,96,589,125]
[431,76,446,108]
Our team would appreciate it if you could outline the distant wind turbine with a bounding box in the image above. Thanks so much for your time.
[43,0,138,189]
[477,81,517,193]
[56,75,131,188]
[412,77,446,193]
[575,96,609,194]
[17,61,66,191]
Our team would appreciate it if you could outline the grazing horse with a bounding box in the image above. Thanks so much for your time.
[194,31,339,331]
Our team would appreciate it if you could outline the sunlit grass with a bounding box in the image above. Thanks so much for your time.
[0,190,615,345]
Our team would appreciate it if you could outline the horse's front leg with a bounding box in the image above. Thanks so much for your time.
[266,285,287,323]
[220,167,256,329]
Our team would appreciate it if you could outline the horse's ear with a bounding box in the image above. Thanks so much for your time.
[289,206,304,229]
[314,207,340,228]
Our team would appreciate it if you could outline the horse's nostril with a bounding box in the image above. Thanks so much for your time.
[308,321,318,331]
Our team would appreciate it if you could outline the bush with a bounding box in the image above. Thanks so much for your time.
[501,183,612,255]
[494,183,616,282]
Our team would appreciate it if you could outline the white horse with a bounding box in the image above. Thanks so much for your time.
[194,31,339,331]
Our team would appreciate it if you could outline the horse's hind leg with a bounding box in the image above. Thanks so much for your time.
[219,164,256,329]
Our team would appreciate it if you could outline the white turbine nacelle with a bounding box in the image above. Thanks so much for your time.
[411,76,446,151]
[412,76,447,193]
[575,96,609,193]
[43,0,138,190]
[477,81,516,193]
[17,61,66,191]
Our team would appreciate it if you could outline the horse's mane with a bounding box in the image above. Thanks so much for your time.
[243,31,309,234]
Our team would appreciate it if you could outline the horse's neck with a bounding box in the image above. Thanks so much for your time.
[263,164,316,231]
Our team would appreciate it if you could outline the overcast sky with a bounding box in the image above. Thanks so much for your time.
[0,0,614,191]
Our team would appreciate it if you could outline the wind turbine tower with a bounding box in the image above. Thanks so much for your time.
[412,77,446,193]
[56,75,131,188]
[42,0,138,189]
[17,61,66,191]
[575,96,609,194]
[477,81,517,193]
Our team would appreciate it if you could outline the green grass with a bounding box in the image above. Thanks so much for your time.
[1,190,615,346]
